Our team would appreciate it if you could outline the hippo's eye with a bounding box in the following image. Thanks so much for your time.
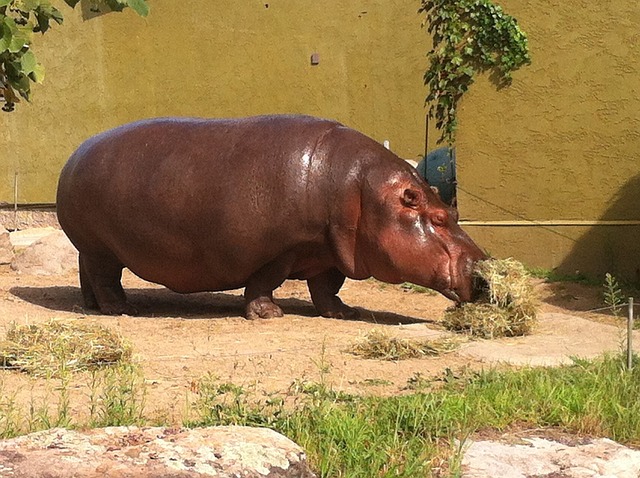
[432,211,448,226]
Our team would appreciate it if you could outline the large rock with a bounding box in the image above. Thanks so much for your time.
[9,226,59,248]
[0,224,12,264]
[10,230,78,275]
[0,426,316,478]
[462,437,640,478]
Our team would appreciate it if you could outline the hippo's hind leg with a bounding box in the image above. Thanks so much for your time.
[307,268,360,320]
[79,252,137,315]
[79,254,99,310]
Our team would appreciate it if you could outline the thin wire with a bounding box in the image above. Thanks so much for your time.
[580,304,631,314]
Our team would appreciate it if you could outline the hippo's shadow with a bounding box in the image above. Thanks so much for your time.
[9,286,428,325]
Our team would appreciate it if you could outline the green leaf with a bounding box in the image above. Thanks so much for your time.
[8,29,29,53]
[34,13,50,33]
[2,15,18,31]
[0,0,12,7]
[103,0,126,12]
[20,50,37,74]
[28,62,44,83]
[33,3,65,32]
[125,0,149,17]
[461,66,474,77]
[50,6,65,24]
[0,27,11,52]
[18,0,41,12]
[8,71,30,95]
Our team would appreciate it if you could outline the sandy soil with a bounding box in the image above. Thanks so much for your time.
[0,264,630,424]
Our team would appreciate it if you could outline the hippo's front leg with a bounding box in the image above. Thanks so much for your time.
[307,268,360,320]
[243,254,295,320]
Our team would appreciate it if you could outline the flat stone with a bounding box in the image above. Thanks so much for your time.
[0,426,316,478]
[462,437,640,478]
[9,226,59,248]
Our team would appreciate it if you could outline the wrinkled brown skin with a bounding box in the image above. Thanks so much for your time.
[56,115,487,320]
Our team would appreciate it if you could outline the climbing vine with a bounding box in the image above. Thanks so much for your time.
[419,0,531,144]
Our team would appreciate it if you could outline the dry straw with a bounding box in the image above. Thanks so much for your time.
[443,258,538,338]
[0,319,132,376]
[349,329,459,361]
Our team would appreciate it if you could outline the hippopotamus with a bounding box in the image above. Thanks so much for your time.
[56,115,486,320]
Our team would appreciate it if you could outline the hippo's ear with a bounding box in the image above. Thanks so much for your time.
[401,188,421,208]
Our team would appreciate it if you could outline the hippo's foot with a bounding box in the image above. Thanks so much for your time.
[79,252,136,316]
[245,297,284,320]
[98,302,139,316]
[82,294,137,316]
[317,302,360,321]
[82,285,138,315]
[308,268,359,320]
[81,293,99,311]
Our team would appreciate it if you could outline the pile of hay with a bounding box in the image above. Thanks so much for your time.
[0,319,132,376]
[443,258,538,338]
[349,329,459,361]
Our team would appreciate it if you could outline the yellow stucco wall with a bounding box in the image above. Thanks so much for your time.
[3,0,639,281]
[1,0,428,204]
[455,0,640,281]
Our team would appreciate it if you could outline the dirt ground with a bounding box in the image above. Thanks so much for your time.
[0,262,631,424]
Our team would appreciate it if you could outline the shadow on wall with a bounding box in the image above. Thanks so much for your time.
[558,174,640,286]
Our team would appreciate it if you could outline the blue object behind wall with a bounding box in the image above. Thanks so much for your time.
[416,147,457,206]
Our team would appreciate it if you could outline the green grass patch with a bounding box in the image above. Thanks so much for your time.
[187,354,640,477]
[86,363,147,428]
[0,362,147,439]
[3,354,640,476]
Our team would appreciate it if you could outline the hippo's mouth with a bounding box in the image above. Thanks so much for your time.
[441,288,461,303]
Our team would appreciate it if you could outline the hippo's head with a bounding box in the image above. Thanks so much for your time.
[337,159,487,303]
